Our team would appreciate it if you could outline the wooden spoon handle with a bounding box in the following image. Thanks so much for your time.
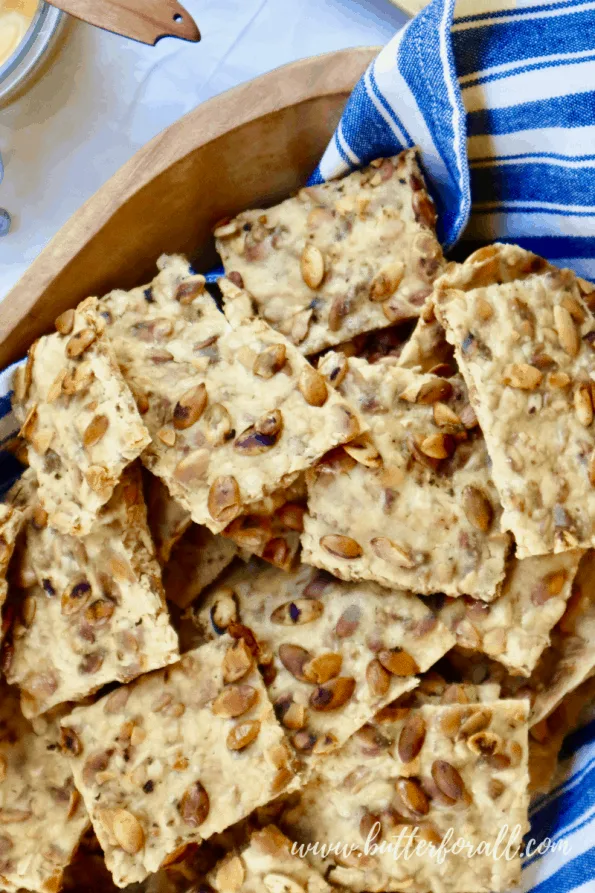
[46,0,200,45]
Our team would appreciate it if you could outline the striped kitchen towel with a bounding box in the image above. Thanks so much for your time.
[314,0,595,888]
[315,0,595,282]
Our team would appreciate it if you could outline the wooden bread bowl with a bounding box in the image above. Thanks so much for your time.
[0,47,376,369]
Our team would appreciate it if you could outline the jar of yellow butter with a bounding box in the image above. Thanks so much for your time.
[0,0,67,106]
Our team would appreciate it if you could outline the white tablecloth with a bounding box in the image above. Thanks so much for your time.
[0,0,406,300]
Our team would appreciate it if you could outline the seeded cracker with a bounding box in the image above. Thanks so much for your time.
[195,560,454,764]
[163,524,238,609]
[100,255,361,534]
[0,503,25,640]
[207,825,332,892]
[6,465,179,717]
[438,549,583,676]
[0,682,89,893]
[12,300,151,537]
[434,243,595,557]
[61,637,300,887]
[215,150,444,355]
[398,301,456,374]
[282,700,529,893]
[302,355,511,599]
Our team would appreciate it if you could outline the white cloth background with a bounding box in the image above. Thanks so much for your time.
[0,0,406,301]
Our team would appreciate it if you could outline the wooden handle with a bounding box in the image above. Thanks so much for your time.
[46,0,200,45]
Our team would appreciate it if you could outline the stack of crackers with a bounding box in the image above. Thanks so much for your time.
[1,148,593,893]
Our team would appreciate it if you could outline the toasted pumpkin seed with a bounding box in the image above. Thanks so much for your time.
[270,598,324,625]
[253,344,287,379]
[366,658,391,697]
[378,648,419,676]
[211,684,259,718]
[298,365,328,407]
[179,781,210,826]
[309,676,356,711]
[278,644,311,682]
[398,714,426,763]
[301,244,325,289]
[66,327,96,358]
[173,384,208,430]
[462,486,493,533]
[55,309,75,335]
[83,415,109,449]
[227,720,261,751]
[320,534,362,559]
[431,759,465,802]
[208,476,241,524]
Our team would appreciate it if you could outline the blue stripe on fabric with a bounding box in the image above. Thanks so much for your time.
[458,235,595,258]
[561,720,595,761]
[368,64,414,148]
[454,0,594,25]
[453,7,595,78]
[471,162,595,207]
[529,847,595,893]
[205,266,224,283]
[462,49,595,89]
[467,91,595,137]
[530,760,595,844]
[0,393,12,420]
[321,75,406,172]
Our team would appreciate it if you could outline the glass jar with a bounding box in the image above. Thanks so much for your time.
[0,2,66,107]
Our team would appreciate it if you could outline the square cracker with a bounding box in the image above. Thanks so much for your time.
[12,299,151,536]
[282,699,530,893]
[0,682,89,893]
[438,549,583,676]
[60,637,300,887]
[100,255,361,534]
[215,150,444,355]
[302,356,510,599]
[207,825,332,892]
[434,243,595,557]
[194,560,454,764]
[6,464,179,717]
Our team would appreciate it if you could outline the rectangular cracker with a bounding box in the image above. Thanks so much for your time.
[207,825,332,892]
[302,356,511,599]
[0,682,89,893]
[6,464,179,717]
[100,255,362,534]
[215,150,444,355]
[143,471,191,566]
[224,476,307,572]
[281,699,530,893]
[434,243,595,557]
[437,549,583,676]
[163,524,238,609]
[12,299,151,536]
[0,502,25,640]
[194,560,454,764]
[61,638,300,887]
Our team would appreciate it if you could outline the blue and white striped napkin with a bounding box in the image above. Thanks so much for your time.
[314,0,595,888]
[2,0,595,889]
